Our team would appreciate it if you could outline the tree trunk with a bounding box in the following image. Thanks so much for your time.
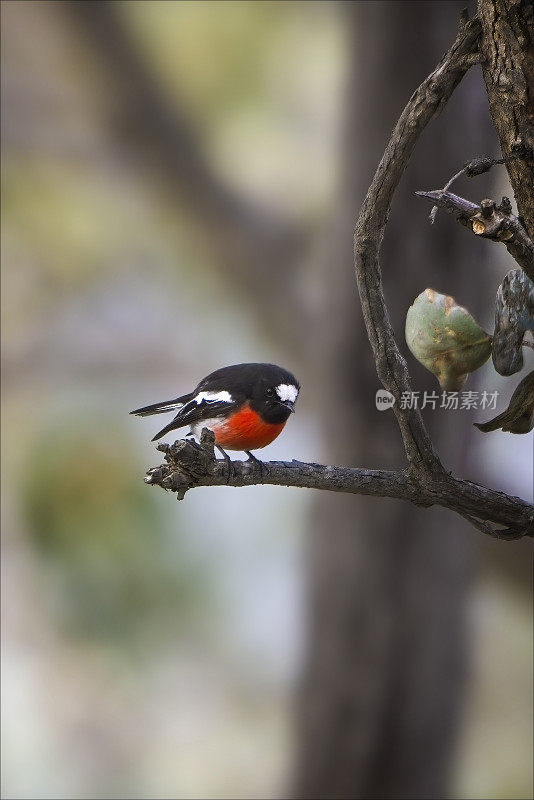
[477,0,534,237]
[293,3,495,798]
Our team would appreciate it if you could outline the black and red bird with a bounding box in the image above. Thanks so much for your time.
[130,363,300,456]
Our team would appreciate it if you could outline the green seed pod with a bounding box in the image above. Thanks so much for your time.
[405,288,492,391]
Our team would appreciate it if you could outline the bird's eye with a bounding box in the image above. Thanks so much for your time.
[266,387,274,397]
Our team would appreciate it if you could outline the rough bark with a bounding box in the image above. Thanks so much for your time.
[477,0,534,236]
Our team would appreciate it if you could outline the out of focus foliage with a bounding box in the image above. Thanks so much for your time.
[23,422,212,643]
[120,0,343,212]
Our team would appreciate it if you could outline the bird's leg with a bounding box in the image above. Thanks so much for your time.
[245,450,264,482]
[216,445,233,484]
[216,444,230,460]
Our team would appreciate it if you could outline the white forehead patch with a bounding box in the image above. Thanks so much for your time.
[195,390,233,404]
[276,383,299,403]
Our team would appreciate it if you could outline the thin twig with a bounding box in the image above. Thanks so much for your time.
[428,153,523,223]
[429,166,469,224]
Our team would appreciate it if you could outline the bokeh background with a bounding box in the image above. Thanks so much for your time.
[1,2,532,799]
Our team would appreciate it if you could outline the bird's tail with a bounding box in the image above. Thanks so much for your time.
[129,393,191,417]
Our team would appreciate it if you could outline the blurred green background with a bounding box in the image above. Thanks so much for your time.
[1,2,532,799]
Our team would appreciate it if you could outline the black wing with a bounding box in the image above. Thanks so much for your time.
[151,395,239,441]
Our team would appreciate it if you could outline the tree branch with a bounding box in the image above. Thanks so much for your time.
[353,14,481,474]
[145,431,534,539]
[416,189,534,281]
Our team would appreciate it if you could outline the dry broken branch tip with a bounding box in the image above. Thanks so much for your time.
[416,189,534,281]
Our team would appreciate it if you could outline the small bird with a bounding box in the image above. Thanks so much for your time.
[130,363,300,458]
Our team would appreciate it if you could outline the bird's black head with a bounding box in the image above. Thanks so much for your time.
[249,364,300,424]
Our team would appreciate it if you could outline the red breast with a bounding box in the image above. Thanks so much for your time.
[211,402,286,451]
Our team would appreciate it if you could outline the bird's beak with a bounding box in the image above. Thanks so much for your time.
[283,400,295,413]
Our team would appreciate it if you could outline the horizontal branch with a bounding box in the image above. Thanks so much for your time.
[144,431,534,540]
[416,190,534,281]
